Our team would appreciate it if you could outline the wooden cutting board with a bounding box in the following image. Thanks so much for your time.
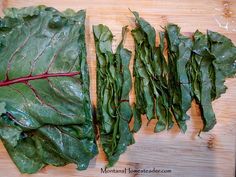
[0,0,236,177]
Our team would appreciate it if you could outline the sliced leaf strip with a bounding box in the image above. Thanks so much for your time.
[189,30,236,131]
[132,11,236,133]
[93,24,134,167]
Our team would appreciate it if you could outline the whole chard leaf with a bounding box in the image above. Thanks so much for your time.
[0,6,97,173]
[93,24,134,167]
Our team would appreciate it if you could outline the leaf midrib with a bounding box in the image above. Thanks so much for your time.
[0,71,80,87]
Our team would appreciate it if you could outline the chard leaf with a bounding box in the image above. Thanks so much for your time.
[132,12,175,133]
[0,6,97,173]
[165,24,193,133]
[190,30,236,131]
[93,24,134,167]
[132,103,142,133]
[207,30,236,99]
[132,11,156,48]
[131,12,235,133]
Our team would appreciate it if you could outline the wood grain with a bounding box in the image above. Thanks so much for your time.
[0,0,236,177]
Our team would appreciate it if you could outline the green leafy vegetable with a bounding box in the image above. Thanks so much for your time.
[0,6,97,173]
[188,30,236,131]
[165,24,193,133]
[93,24,134,167]
[132,11,236,133]
[0,7,235,173]
[131,12,175,133]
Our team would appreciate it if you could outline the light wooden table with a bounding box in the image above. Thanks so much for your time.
[0,0,236,177]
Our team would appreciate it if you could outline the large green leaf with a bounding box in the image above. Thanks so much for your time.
[0,6,97,173]
[93,24,134,167]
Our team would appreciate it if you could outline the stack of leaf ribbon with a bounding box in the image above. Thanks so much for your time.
[0,6,235,173]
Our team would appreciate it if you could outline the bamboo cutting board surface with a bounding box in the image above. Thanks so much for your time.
[0,0,236,177]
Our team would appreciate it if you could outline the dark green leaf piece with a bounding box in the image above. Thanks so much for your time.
[132,11,236,133]
[165,24,193,133]
[132,12,191,133]
[0,6,97,173]
[93,24,134,167]
[189,30,236,131]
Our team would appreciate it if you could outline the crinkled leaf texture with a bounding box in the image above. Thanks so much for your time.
[132,11,236,133]
[93,24,134,167]
[131,12,190,133]
[165,24,193,133]
[0,6,97,174]
[189,30,236,131]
